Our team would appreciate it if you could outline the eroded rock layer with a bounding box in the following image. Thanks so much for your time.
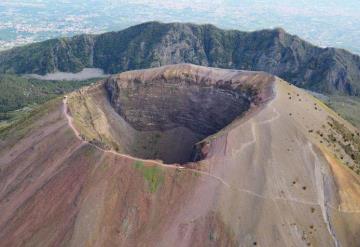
[0,65,360,247]
[103,64,273,163]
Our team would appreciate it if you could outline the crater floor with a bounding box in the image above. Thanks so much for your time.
[72,64,273,164]
[104,67,267,163]
[1,64,360,246]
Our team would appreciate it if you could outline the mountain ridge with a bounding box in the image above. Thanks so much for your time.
[0,21,359,96]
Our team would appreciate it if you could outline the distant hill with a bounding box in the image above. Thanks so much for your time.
[0,74,97,129]
[0,21,360,96]
[0,75,97,112]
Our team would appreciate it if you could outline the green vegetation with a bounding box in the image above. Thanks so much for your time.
[328,117,360,174]
[325,95,360,130]
[0,107,33,130]
[0,97,61,141]
[0,35,95,75]
[0,74,97,125]
[134,160,164,193]
[0,22,359,160]
[0,74,97,112]
[1,22,359,96]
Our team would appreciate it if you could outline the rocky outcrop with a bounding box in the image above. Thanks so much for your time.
[104,64,274,163]
[1,65,360,246]
[105,65,271,133]
[0,22,360,96]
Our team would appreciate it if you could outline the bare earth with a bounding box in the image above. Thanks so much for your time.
[0,64,359,246]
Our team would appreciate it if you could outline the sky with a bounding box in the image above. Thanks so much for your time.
[0,0,359,53]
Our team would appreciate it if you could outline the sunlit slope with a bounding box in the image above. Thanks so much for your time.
[0,65,359,246]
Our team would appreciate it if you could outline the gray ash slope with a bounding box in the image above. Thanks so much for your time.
[0,21,359,96]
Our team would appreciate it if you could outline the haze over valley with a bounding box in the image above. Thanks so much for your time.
[0,1,360,246]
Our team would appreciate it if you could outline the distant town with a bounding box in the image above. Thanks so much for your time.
[0,0,359,54]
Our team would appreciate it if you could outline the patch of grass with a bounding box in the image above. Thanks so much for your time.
[134,160,144,169]
[0,73,98,114]
[0,97,61,140]
[323,95,360,130]
[0,105,37,129]
[134,160,164,193]
[192,171,201,177]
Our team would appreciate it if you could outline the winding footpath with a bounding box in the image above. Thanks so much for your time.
[62,97,360,216]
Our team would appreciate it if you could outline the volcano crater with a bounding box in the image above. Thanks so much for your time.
[104,67,267,164]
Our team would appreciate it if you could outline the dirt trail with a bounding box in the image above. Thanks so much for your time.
[3,65,360,247]
[63,97,173,167]
[311,143,340,247]
[62,96,360,215]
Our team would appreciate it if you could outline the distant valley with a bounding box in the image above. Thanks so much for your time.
[1,21,360,130]
[1,22,360,97]
[1,16,360,245]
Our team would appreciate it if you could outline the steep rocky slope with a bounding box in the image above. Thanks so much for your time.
[0,64,359,246]
[0,22,360,96]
